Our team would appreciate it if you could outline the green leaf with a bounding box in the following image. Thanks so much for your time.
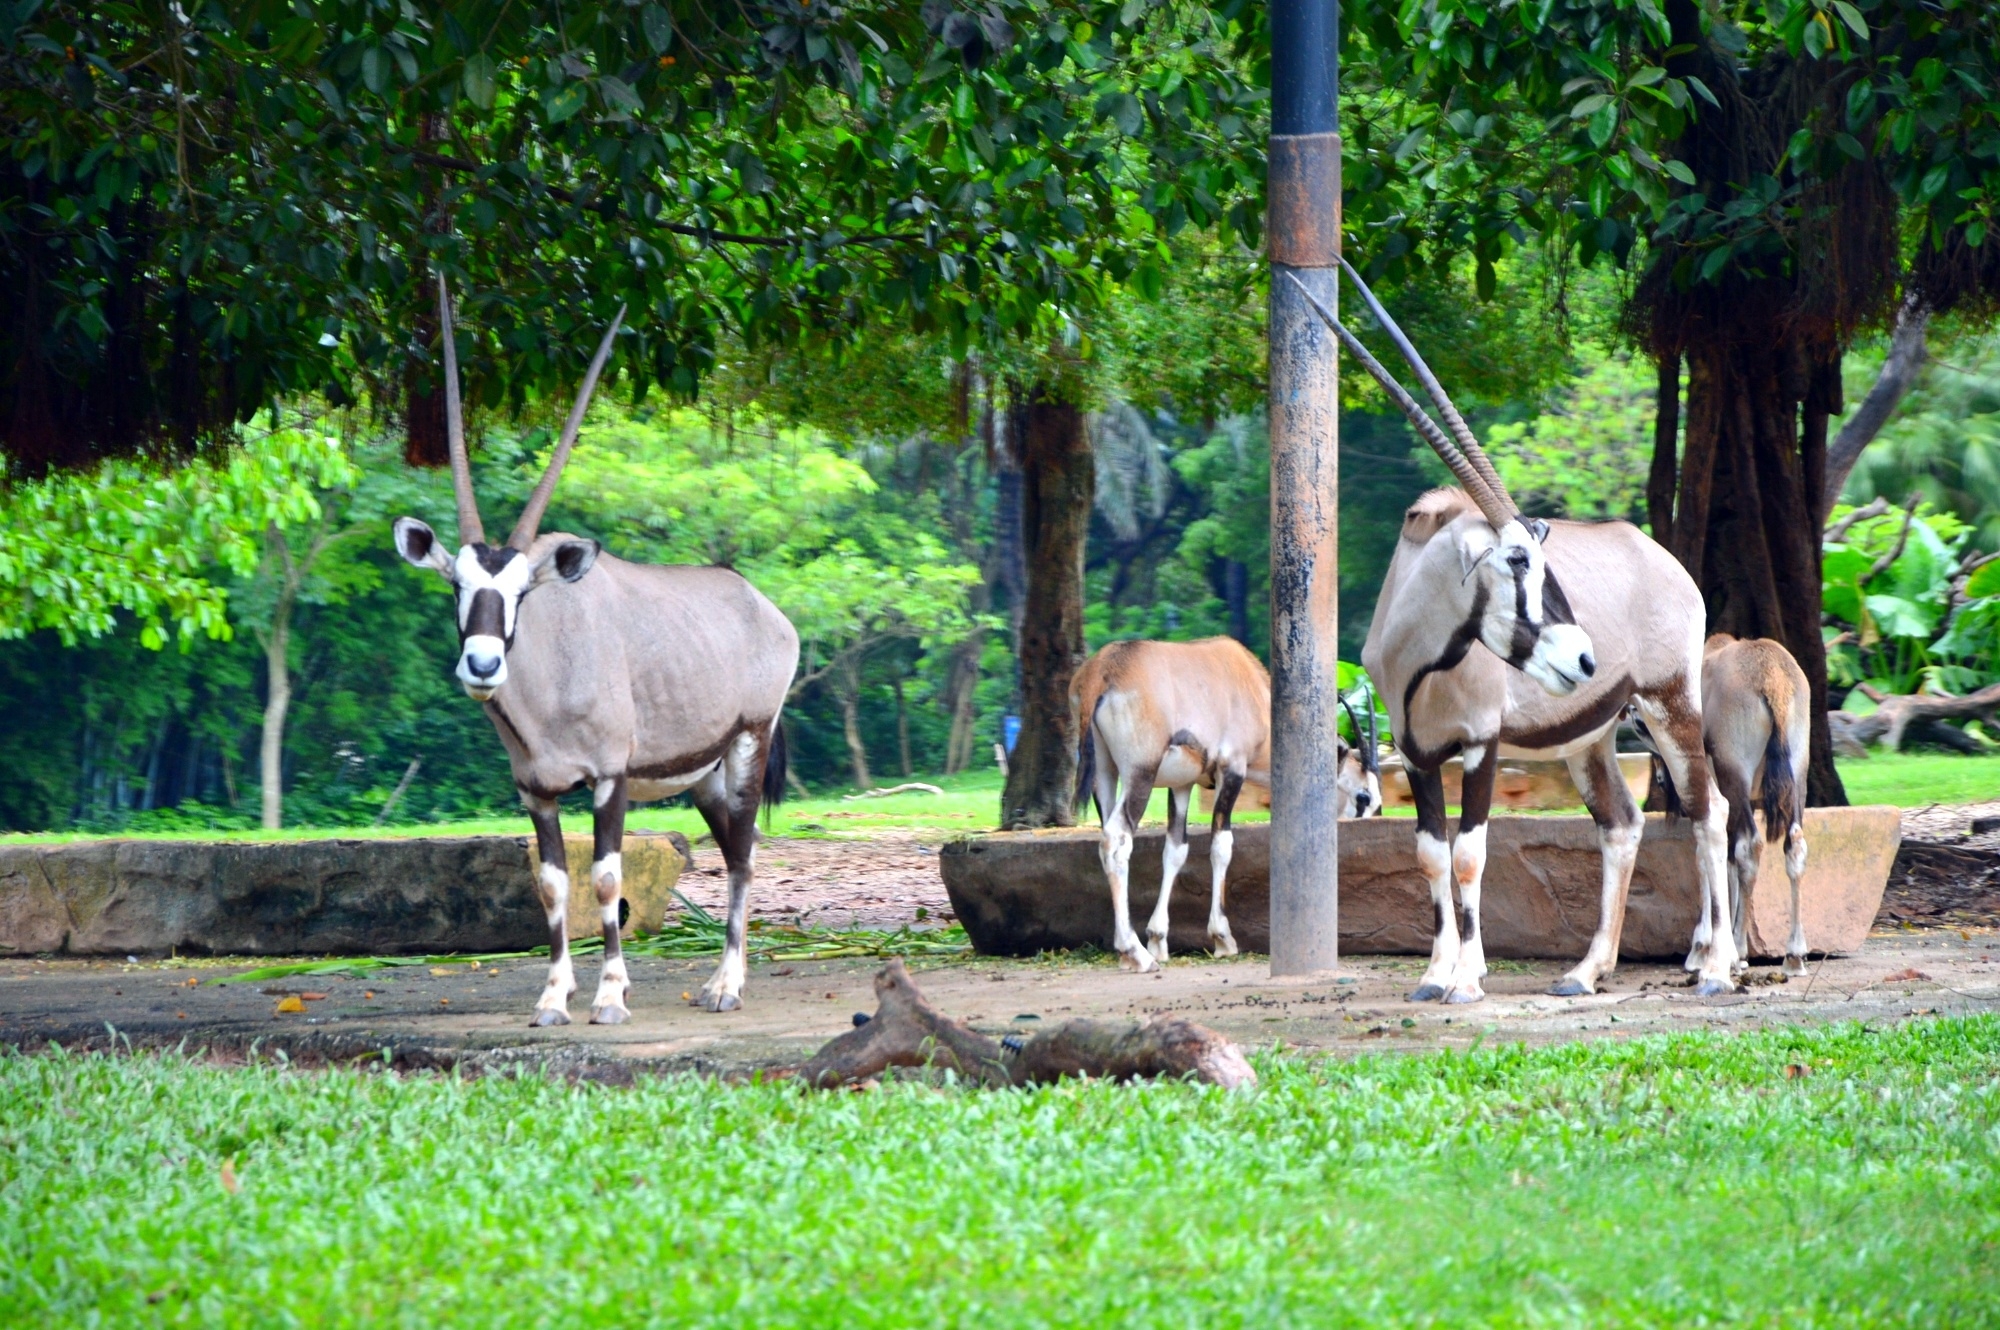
[545,84,588,124]
[1967,560,2000,599]
[462,54,496,110]
[1832,0,1869,39]
[360,46,385,95]
[598,75,643,115]
[1571,93,1613,119]
[1588,102,1619,148]
[642,4,673,55]
[1665,158,1697,185]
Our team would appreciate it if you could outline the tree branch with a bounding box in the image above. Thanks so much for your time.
[1825,296,1929,510]
[1864,494,1922,582]
[1825,495,1888,543]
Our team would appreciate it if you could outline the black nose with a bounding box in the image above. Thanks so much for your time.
[1355,793,1372,815]
[1578,652,1596,678]
[465,651,501,679]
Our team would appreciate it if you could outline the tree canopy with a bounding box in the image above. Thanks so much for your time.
[3,0,1266,472]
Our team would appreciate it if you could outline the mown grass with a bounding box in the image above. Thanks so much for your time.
[4,1017,1997,1326]
[1,751,1986,848]
[1835,751,2000,808]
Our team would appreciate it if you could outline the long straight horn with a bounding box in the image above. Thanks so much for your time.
[437,276,486,547]
[509,305,626,552]
[1336,256,1517,518]
[1283,273,1511,526]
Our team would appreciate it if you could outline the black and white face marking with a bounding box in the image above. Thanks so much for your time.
[452,544,533,699]
[1462,519,1596,697]
[391,516,600,702]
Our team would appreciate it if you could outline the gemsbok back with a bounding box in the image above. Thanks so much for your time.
[1292,265,1739,1000]
[1072,637,1270,971]
[392,279,800,1023]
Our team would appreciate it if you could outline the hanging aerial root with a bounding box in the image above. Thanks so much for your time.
[793,959,1257,1091]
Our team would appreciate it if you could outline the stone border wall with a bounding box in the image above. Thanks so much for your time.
[941,809,1900,961]
[0,833,685,957]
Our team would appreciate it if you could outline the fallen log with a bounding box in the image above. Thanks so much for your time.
[1832,682,2000,752]
[795,959,1256,1091]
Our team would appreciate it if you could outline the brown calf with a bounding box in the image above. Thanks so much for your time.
[1072,638,1271,971]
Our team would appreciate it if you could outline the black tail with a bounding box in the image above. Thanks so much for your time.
[1074,717,1096,819]
[762,719,789,810]
[1760,697,1800,842]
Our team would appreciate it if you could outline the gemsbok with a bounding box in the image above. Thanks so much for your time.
[1072,637,1270,971]
[1291,265,1739,1000]
[1664,635,1812,976]
[392,279,799,1024]
[1338,697,1383,819]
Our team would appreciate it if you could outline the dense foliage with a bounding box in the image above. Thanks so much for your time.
[2,0,1265,471]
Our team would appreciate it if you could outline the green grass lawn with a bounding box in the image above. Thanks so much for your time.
[4,1017,1996,1326]
[1835,751,2000,807]
[0,751,1985,847]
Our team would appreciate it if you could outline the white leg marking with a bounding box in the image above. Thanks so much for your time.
[1692,795,1739,993]
[1554,819,1640,997]
[1145,793,1192,963]
[1444,824,1490,1004]
[697,841,754,1012]
[1207,827,1238,956]
[1411,830,1458,1001]
[533,862,575,1023]
[590,854,631,1023]
[1101,803,1155,974]
[1784,824,1810,976]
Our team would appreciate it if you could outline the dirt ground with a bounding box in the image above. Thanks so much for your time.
[5,934,1996,1080]
[5,810,1997,1079]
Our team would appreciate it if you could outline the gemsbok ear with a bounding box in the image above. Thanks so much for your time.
[393,517,456,580]
[531,538,600,587]
[1525,518,1551,543]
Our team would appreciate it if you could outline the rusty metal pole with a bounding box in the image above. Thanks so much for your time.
[1267,0,1341,977]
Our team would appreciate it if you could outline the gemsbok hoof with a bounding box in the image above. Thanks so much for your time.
[529,1008,571,1028]
[589,1005,630,1025]
[1693,977,1738,998]
[1208,932,1239,958]
[695,991,742,1013]
[1443,984,1485,1005]
[1118,948,1159,974]
[1783,954,1809,978]
[1146,935,1170,964]
[1407,983,1446,1002]
[1548,976,1593,998]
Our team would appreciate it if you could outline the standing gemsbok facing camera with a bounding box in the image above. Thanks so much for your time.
[1291,265,1739,1000]
[392,279,799,1024]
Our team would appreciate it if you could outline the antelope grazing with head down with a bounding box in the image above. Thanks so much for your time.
[392,279,799,1023]
[1678,634,1812,976]
[1292,265,1739,1000]
[1072,637,1270,971]
[1337,696,1383,819]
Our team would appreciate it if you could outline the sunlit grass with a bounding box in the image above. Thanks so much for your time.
[1836,750,2000,808]
[3,1017,1996,1325]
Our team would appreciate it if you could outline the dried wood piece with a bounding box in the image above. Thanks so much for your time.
[1829,681,2000,753]
[795,959,1256,1092]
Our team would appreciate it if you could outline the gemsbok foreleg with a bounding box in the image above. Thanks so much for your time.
[690,732,768,1012]
[1636,688,1737,995]
[1439,745,1497,1004]
[1551,728,1643,997]
[588,775,631,1024]
[1407,763,1462,1003]
[1101,759,1160,973]
[523,792,577,1027]
[1205,769,1244,956]
[1142,785,1194,963]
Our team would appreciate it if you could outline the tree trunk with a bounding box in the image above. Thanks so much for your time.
[837,658,872,791]
[1647,352,1680,546]
[1823,297,1928,510]
[1223,558,1251,645]
[1662,338,1848,806]
[893,674,912,778]
[260,587,293,830]
[943,632,982,775]
[1000,381,1094,829]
